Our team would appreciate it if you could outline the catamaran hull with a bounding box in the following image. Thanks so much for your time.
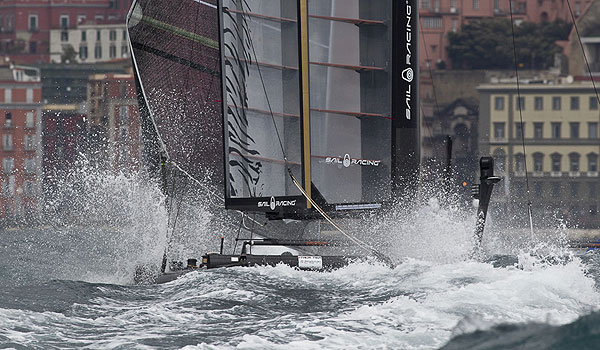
[152,254,353,284]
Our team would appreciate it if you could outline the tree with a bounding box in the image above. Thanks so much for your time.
[61,45,77,63]
[447,19,572,70]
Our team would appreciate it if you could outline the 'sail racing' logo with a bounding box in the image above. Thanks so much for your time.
[404,1,413,121]
[258,196,297,210]
[325,154,381,168]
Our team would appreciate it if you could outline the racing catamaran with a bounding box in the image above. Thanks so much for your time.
[127,0,500,282]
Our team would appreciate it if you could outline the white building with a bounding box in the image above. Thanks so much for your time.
[49,20,129,64]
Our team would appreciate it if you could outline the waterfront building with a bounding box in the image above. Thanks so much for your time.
[0,63,43,224]
[49,19,129,64]
[41,104,87,202]
[0,0,131,65]
[86,72,140,172]
[478,82,600,228]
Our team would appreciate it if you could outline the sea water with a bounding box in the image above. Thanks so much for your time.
[1,170,599,349]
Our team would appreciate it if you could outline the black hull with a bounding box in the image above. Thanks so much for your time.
[153,253,353,284]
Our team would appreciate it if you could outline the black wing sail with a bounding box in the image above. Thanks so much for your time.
[127,0,223,182]
[220,0,306,214]
[219,0,419,217]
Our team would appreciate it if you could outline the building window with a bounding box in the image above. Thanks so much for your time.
[109,45,116,58]
[451,19,458,32]
[121,44,128,57]
[94,45,102,59]
[493,148,506,173]
[551,122,561,138]
[423,17,442,28]
[516,96,525,110]
[26,112,34,128]
[570,122,580,139]
[4,89,10,103]
[77,15,87,24]
[4,112,12,127]
[569,152,580,172]
[61,31,69,42]
[552,96,561,110]
[421,0,430,9]
[29,41,37,54]
[493,122,505,139]
[60,15,69,29]
[589,122,598,139]
[534,97,543,110]
[534,122,543,139]
[473,0,479,9]
[96,30,101,41]
[119,105,130,124]
[26,89,33,103]
[24,135,35,151]
[515,153,525,173]
[570,96,580,110]
[494,96,505,110]
[28,15,38,31]
[24,180,34,197]
[2,134,12,151]
[120,83,128,98]
[2,158,14,174]
[82,30,87,41]
[533,152,544,172]
[534,182,542,197]
[515,123,524,139]
[24,158,35,174]
[571,183,579,197]
[551,153,562,172]
[589,153,598,172]
[79,46,88,60]
[109,30,117,41]
[95,15,105,21]
[590,96,598,110]
[122,29,127,41]
[552,183,560,198]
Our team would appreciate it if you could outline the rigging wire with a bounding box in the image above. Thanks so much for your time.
[509,2,534,237]
[565,0,600,169]
[246,25,288,163]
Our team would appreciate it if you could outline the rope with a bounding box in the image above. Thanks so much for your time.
[509,2,534,237]
[288,170,394,267]
[566,0,600,175]
[246,19,288,163]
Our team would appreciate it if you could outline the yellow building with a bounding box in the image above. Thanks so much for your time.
[478,83,600,228]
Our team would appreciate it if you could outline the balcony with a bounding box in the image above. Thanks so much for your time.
[588,171,599,177]
[550,171,563,177]
[532,171,544,177]
[28,26,39,33]
[569,171,581,177]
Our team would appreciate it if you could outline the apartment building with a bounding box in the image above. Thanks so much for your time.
[0,0,131,64]
[87,72,140,171]
[0,63,43,224]
[478,83,600,228]
[49,20,128,63]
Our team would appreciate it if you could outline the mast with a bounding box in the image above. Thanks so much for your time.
[392,0,420,202]
[298,0,312,208]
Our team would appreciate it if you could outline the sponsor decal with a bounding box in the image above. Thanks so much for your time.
[325,153,381,168]
[257,196,297,210]
[404,1,413,121]
[298,256,323,269]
